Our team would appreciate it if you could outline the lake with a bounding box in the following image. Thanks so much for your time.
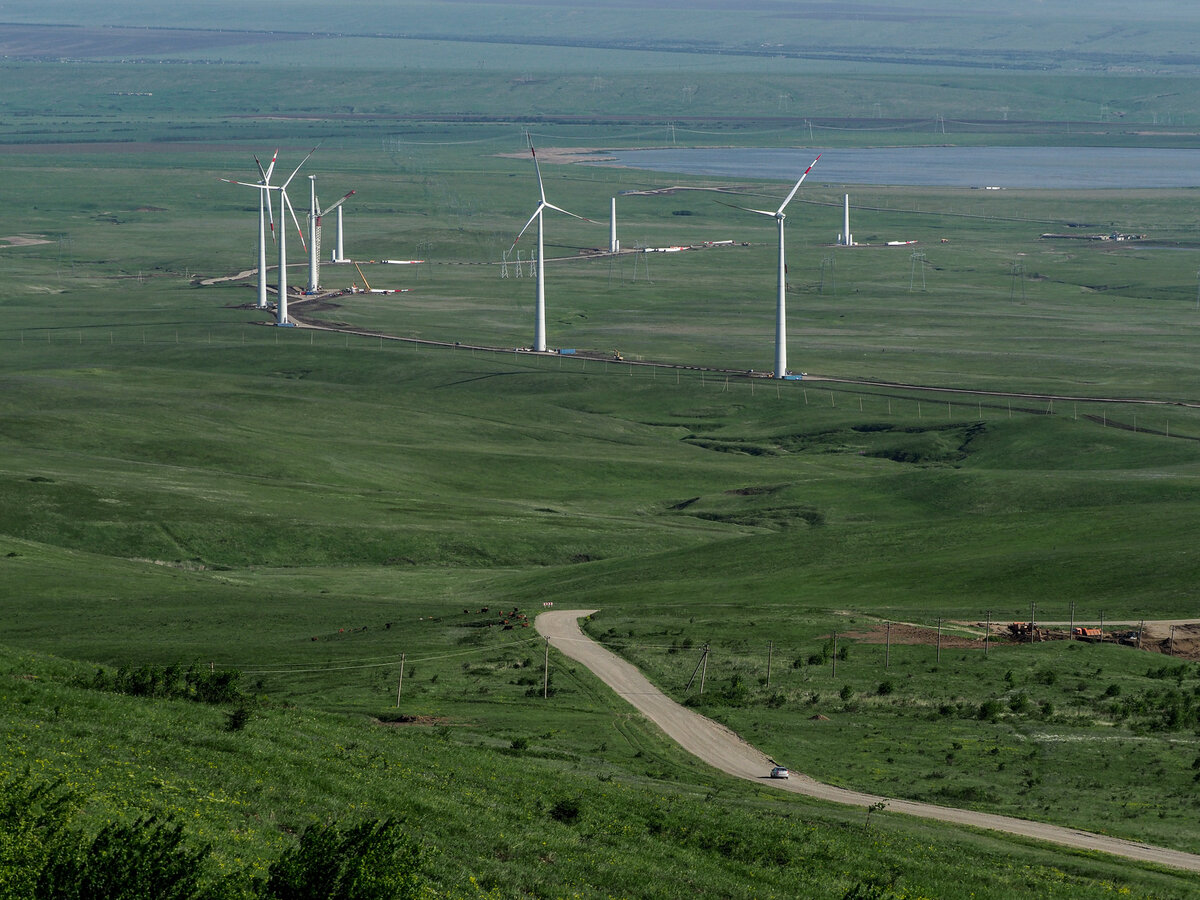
[598,147,1200,189]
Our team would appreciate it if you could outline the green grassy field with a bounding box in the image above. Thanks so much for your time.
[4,3,1200,895]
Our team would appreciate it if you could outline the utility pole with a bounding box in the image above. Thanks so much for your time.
[543,638,550,699]
[885,622,891,669]
[396,653,406,707]
[936,618,942,663]
[766,641,774,690]
[700,643,709,695]
[985,611,990,659]
[831,632,838,677]
[1069,602,1075,639]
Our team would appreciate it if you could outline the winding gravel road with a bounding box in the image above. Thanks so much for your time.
[536,609,1200,874]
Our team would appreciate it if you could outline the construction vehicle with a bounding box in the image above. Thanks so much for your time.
[1072,627,1103,641]
[1007,622,1043,641]
[347,261,409,295]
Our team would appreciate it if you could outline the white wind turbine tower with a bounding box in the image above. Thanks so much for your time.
[274,149,317,325]
[307,175,355,294]
[221,150,278,309]
[510,139,595,352]
[724,154,820,378]
[333,206,348,263]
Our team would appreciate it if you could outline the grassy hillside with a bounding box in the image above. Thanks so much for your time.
[6,643,1200,899]
[4,3,1200,893]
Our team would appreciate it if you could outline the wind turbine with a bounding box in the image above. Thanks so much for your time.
[274,148,317,325]
[333,205,347,263]
[510,139,594,352]
[221,150,277,310]
[307,175,355,294]
[724,154,820,378]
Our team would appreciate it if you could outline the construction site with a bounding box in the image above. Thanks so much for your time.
[844,620,1200,661]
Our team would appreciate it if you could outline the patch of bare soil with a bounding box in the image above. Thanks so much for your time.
[495,146,618,164]
[841,621,1200,661]
[1138,623,1200,661]
[373,715,453,727]
[0,234,51,248]
[841,623,980,649]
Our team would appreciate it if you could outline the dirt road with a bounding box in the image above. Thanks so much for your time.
[536,609,1200,874]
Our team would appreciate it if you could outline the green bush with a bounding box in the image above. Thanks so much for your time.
[548,798,582,825]
[976,700,1002,721]
[86,663,242,706]
[263,819,421,900]
[0,775,74,900]
[37,816,209,900]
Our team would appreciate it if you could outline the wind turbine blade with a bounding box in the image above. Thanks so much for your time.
[530,143,548,204]
[775,153,821,215]
[266,189,277,244]
[543,201,594,223]
[509,204,543,252]
[283,190,307,251]
[263,149,278,183]
[254,154,270,185]
[715,199,776,217]
[281,146,319,190]
[323,189,356,216]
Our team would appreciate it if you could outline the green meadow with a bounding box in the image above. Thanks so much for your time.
[3,2,1200,895]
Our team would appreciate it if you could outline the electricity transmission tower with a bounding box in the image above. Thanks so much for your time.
[909,252,927,292]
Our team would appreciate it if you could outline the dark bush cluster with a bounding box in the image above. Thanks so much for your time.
[0,773,421,900]
[1111,684,1200,732]
[86,663,242,705]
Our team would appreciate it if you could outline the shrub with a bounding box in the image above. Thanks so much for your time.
[38,815,209,900]
[977,700,1002,721]
[263,819,421,900]
[720,674,748,704]
[0,774,75,900]
[877,681,894,696]
[225,706,251,733]
[548,798,581,825]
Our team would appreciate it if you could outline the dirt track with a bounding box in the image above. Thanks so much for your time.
[536,609,1200,874]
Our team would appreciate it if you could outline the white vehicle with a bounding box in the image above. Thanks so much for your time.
[769,766,789,779]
